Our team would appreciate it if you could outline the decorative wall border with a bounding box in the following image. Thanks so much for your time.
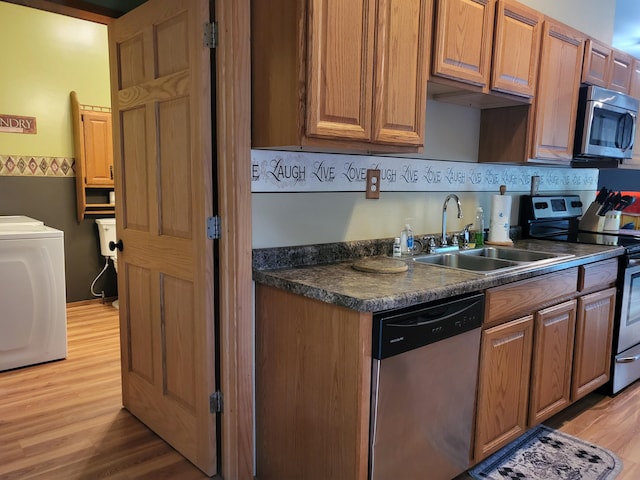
[0,155,75,177]
[251,150,599,193]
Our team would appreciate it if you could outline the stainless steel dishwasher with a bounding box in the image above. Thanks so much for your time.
[369,293,484,480]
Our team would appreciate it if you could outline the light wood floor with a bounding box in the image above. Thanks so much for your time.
[2,303,640,479]
[0,302,208,480]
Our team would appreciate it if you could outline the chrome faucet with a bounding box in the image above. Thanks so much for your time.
[441,194,463,247]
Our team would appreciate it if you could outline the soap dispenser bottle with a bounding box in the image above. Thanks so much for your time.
[473,207,484,247]
[400,224,414,254]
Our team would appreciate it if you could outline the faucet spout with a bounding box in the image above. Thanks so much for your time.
[441,194,463,247]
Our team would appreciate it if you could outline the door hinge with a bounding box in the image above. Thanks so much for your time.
[204,22,217,48]
[207,216,220,240]
[210,391,223,413]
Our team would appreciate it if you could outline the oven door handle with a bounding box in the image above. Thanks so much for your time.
[616,354,640,364]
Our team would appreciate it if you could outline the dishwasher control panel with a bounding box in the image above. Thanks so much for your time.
[372,293,484,359]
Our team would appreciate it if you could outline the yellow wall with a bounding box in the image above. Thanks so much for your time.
[0,2,110,158]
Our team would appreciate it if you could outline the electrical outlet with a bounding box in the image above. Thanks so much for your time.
[366,169,381,199]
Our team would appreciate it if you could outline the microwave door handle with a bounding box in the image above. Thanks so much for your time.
[619,112,635,151]
[624,113,636,151]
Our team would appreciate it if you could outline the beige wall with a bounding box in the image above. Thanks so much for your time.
[519,0,616,44]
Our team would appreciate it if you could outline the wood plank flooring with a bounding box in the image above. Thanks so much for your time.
[0,302,208,480]
[2,302,640,479]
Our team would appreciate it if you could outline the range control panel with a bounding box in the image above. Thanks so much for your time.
[525,195,583,220]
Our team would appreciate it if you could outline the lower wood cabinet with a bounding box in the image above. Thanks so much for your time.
[474,315,534,461]
[572,288,616,401]
[474,260,617,462]
[529,300,576,426]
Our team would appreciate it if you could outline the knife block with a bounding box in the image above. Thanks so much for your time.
[579,202,606,232]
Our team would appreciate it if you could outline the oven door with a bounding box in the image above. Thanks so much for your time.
[580,102,636,159]
[617,259,640,353]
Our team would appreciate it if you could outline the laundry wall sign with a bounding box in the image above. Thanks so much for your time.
[0,114,37,134]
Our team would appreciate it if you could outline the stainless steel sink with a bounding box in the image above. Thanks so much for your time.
[412,246,574,275]
[414,253,518,272]
[458,246,568,262]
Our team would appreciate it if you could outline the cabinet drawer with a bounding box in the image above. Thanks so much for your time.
[578,258,618,292]
[485,268,578,325]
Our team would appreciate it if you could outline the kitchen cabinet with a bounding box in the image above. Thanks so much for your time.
[626,60,640,169]
[432,0,494,88]
[582,39,612,87]
[255,284,372,480]
[70,91,115,222]
[529,19,584,162]
[528,300,576,426]
[582,38,633,94]
[491,0,543,97]
[431,0,542,98]
[572,258,618,400]
[251,0,431,152]
[573,288,616,400]
[630,59,640,99]
[474,259,617,461]
[479,18,584,164]
[475,268,577,461]
[474,315,534,462]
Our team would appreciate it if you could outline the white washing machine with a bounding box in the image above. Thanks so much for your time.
[0,216,67,371]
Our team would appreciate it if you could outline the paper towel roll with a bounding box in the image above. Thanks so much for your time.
[488,195,512,243]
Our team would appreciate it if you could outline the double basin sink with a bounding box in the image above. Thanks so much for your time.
[412,246,574,275]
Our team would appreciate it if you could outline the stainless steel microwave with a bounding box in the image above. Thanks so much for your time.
[574,85,639,160]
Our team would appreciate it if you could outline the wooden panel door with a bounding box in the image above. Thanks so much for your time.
[306,0,375,141]
[491,0,542,98]
[531,20,584,162]
[82,111,114,186]
[572,288,616,401]
[582,39,612,88]
[528,300,576,426]
[474,315,534,461]
[372,0,430,146]
[610,49,633,94]
[109,0,217,475]
[432,0,495,88]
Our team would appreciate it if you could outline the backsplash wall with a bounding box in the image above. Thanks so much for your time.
[252,151,599,248]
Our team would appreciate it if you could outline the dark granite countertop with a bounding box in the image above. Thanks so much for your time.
[253,239,624,312]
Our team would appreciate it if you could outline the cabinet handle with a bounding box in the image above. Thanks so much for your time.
[110,165,114,180]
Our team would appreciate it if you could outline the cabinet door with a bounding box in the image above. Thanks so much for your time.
[491,0,542,98]
[82,111,114,186]
[306,0,375,142]
[432,0,495,88]
[528,300,576,426]
[572,288,616,401]
[531,20,584,161]
[372,0,430,146]
[581,39,612,87]
[630,59,640,100]
[474,315,534,461]
[610,49,633,94]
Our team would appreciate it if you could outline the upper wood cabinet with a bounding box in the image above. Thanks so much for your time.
[610,50,634,94]
[582,38,633,94]
[529,19,584,162]
[432,0,494,88]
[432,0,542,98]
[252,0,431,152]
[70,91,115,222]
